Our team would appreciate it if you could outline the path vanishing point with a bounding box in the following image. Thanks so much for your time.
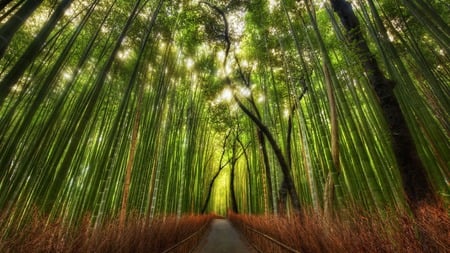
[193,219,255,253]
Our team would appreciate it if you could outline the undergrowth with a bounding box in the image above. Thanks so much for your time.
[0,212,214,253]
[1,203,448,252]
[229,203,449,253]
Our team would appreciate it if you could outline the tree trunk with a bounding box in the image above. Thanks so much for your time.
[0,0,72,106]
[236,133,252,213]
[322,63,340,218]
[0,0,20,15]
[206,1,301,213]
[119,0,163,228]
[0,0,43,58]
[201,130,231,213]
[234,95,301,212]
[230,137,239,213]
[41,0,141,213]
[330,0,435,207]
[257,130,274,212]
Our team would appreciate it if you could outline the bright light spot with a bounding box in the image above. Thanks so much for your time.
[217,51,225,62]
[62,70,73,81]
[11,84,21,92]
[387,31,395,42]
[159,41,166,50]
[117,49,132,60]
[228,9,246,37]
[283,109,290,118]
[269,0,277,12]
[257,95,265,103]
[225,63,233,75]
[220,87,234,102]
[101,26,110,34]
[268,27,278,36]
[239,86,251,97]
[318,0,327,8]
[234,42,241,54]
[65,8,74,16]
[213,87,234,105]
[186,58,194,69]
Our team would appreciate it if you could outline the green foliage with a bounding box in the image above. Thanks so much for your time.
[0,0,448,231]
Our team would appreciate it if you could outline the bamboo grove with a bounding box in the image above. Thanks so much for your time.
[0,0,448,231]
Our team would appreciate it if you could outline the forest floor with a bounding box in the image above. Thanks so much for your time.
[193,218,256,253]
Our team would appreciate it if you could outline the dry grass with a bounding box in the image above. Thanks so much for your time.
[229,203,449,253]
[0,211,215,253]
[1,203,447,252]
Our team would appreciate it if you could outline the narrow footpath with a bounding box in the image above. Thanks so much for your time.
[193,218,255,253]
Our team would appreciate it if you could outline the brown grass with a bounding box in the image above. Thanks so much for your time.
[0,211,215,253]
[1,204,447,252]
[229,203,449,253]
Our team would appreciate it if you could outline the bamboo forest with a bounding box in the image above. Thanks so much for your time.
[0,0,449,252]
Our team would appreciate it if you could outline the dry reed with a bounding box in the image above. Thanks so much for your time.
[229,203,449,253]
[0,211,214,253]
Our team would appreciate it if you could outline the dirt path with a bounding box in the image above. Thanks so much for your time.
[193,218,255,253]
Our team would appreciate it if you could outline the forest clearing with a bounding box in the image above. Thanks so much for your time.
[0,0,449,252]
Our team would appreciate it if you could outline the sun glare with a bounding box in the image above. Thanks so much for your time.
[220,87,233,102]
[228,9,245,38]
[217,51,225,62]
[186,58,195,70]
[117,49,132,61]
[257,95,265,103]
[62,70,73,81]
[238,86,251,97]
[283,108,290,118]
[269,0,277,12]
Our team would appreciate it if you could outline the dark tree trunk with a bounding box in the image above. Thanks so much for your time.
[235,57,292,213]
[0,0,42,58]
[236,135,252,213]
[234,95,301,212]
[277,180,288,215]
[0,0,72,106]
[257,130,274,211]
[0,0,18,12]
[201,166,225,214]
[330,0,435,206]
